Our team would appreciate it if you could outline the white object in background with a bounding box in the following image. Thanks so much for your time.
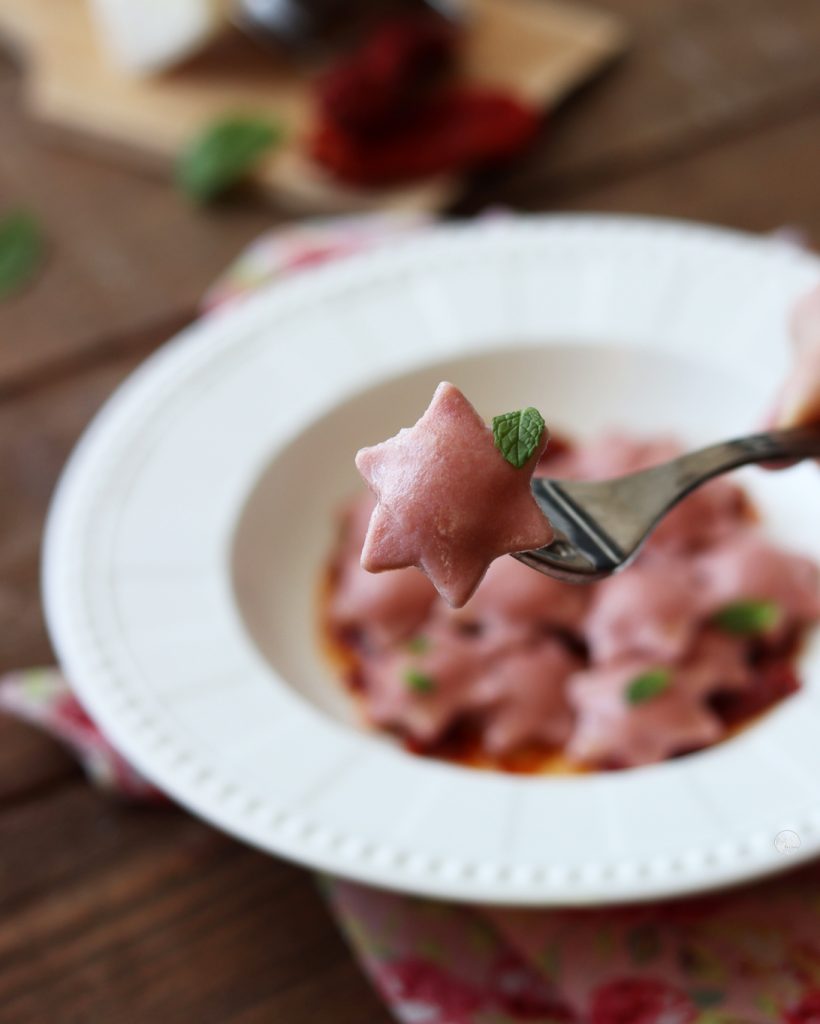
[87,0,226,75]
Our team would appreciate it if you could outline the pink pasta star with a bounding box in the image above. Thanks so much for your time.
[355,382,554,607]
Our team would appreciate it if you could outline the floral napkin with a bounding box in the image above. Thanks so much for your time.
[4,214,820,1024]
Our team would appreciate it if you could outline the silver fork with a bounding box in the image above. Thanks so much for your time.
[516,425,820,583]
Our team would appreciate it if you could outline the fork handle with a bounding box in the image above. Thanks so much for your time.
[672,424,820,490]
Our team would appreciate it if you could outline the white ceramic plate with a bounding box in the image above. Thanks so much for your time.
[44,216,820,905]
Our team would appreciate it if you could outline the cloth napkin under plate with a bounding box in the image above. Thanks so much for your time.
[4,214,820,1024]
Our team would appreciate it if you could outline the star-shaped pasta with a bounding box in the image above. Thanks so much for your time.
[355,382,554,607]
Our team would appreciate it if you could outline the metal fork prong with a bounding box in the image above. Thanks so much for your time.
[518,479,627,581]
[535,480,626,564]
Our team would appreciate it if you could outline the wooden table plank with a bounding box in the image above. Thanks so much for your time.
[0,786,389,1024]
[548,104,820,242]
[0,717,79,806]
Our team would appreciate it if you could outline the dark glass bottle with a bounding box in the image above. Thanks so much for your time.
[235,0,462,57]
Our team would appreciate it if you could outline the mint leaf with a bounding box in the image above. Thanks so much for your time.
[712,599,780,634]
[406,635,430,654]
[404,668,436,694]
[626,923,661,964]
[177,116,284,204]
[689,989,724,1010]
[492,407,546,468]
[0,211,43,299]
[626,668,672,705]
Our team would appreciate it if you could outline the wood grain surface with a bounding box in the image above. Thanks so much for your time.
[2,1,819,1020]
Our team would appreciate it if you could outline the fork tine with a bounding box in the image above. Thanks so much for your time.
[517,479,627,582]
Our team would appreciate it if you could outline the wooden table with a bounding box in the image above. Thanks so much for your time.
[2,2,820,1019]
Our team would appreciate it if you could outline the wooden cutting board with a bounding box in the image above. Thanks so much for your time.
[0,0,626,212]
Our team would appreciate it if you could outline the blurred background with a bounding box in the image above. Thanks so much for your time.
[1,1,820,1020]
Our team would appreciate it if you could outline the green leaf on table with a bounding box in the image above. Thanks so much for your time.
[177,116,284,204]
[492,407,546,468]
[625,667,672,705]
[404,668,437,695]
[712,599,780,634]
[0,211,43,299]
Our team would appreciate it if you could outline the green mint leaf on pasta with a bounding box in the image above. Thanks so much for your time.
[626,668,672,705]
[406,635,430,654]
[492,407,546,468]
[177,116,283,204]
[712,599,780,634]
[404,668,436,694]
[0,211,43,299]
